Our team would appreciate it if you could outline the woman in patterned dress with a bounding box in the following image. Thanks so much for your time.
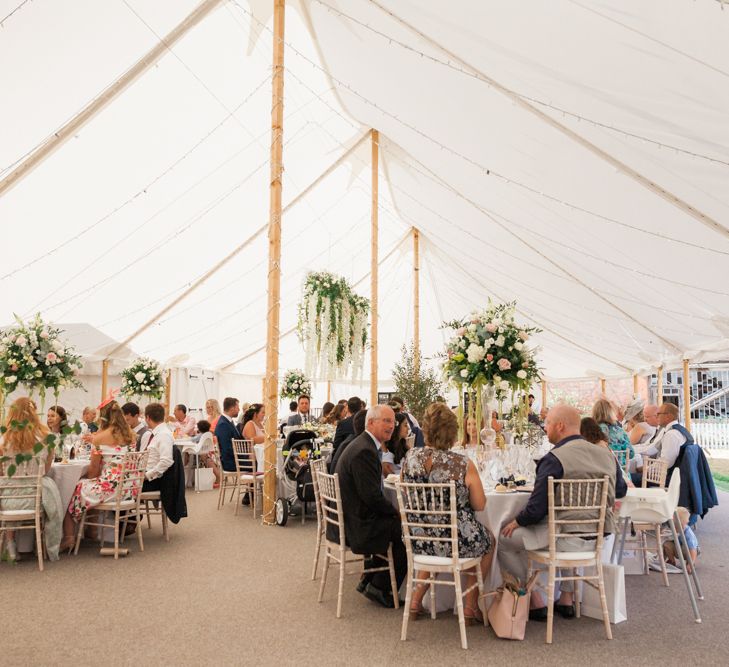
[60,400,135,551]
[401,402,494,623]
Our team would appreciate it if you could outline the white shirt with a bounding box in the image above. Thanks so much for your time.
[134,421,153,452]
[644,420,685,468]
[145,423,175,481]
[365,429,383,451]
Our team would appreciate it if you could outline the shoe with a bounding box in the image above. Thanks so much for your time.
[529,607,548,622]
[464,605,484,625]
[362,583,395,608]
[213,483,220,489]
[356,577,369,594]
[60,536,76,555]
[241,493,250,506]
[410,602,427,621]
[554,603,575,619]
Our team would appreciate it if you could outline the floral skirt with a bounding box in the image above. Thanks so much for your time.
[68,454,138,519]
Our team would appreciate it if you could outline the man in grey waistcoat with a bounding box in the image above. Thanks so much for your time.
[500,404,627,621]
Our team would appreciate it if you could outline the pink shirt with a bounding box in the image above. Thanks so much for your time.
[172,414,197,437]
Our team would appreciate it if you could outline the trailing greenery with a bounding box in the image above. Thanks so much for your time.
[391,343,444,422]
[0,420,81,477]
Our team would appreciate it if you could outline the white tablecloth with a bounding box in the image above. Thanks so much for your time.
[49,461,90,512]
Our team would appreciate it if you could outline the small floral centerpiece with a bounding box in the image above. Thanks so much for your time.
[0,314,83,408]
[297,271,369,382]
[302,421,335,443]
[442,301,541,438]
[120,357,165,400]
[280,369,312,400]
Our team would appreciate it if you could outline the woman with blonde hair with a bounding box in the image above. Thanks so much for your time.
[401,402,494,623]
[0,397,63,562]
[61,400,135,551]
[592,398,634,460]
[205,398,222,433]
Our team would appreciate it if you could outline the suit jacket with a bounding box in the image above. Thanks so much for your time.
[333,416,354,449]
[329,433,355,473]
[159,446,188,524]
[215,416,238,472]
[287,412,311,427]
[675,442,718,520]
[333,431,398,554]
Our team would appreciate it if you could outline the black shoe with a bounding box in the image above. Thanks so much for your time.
[241,493,250,506]
[362,583,395,608]
[554,603,575,619]
[529,607,548,622]
[356,577,368,594]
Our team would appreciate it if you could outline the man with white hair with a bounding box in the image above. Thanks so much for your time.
[500,404,627,621]
[332,404,406,608]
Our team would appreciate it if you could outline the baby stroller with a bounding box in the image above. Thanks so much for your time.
[274,429,321,526]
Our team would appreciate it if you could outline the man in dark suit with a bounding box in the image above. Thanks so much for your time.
[329,408,366,473]
[286,395,312,426]
[334,404,406,608]
[214,397,240,472]
[333,396,362,450]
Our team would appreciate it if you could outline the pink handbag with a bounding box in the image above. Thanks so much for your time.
[485,572,538,640]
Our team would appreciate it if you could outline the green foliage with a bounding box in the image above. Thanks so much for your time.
[0,419,81,477]
[391,343,444,422]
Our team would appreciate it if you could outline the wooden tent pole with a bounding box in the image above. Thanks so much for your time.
[632,373,638,397]
[541,380,547,408]
[683,359,691,431]
[262,0,286,524]
[600,377,606,395]
[657,366,664,406]
[0,0,224,199]
[413,227,420,374]
[327,380,331,403]
[164,369,172,417]
[370,129,379,407]
[101,360,109,402]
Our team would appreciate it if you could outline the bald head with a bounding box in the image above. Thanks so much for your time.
[644,404,658,427]
[544,403,582,445]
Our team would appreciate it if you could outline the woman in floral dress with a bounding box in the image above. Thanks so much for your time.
[61,400,136,551]
[401,402,494,623]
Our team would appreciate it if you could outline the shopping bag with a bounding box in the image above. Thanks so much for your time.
[195,467,215,491]
[581,563,627,624]
[485,572,538,640]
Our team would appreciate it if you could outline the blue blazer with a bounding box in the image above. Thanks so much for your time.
[215,417,238,472]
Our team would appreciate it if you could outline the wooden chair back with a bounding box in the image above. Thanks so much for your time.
[317,471,346,547]
[395,481,458,560]
[547,476,609,558]
[232,439,255,475]
[612,448,630,475]
[0,461,44,517]
[642,457,668,488]
[106,451,149,511]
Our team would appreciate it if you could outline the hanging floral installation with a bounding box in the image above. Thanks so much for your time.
[442,301,542,438]
[280,369,312,400]
[120,357,165,401]
[297,271,369,382]
[0,314,83,409]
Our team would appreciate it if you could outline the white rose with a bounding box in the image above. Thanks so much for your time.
[459,340,466,349]
[495,335,505,347]
[466,343,485,364]
[134,371,146,383]
[500,380,510,391]
[514,342,523,351]
[517,369,527,379]
[6,375,17,383]
[460,369,469,378]
[467,324,477,333]
[35,370,42,377]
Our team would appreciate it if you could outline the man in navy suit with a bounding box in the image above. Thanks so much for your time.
[215,396,240,472]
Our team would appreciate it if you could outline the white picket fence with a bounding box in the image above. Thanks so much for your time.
[693,419,729,451]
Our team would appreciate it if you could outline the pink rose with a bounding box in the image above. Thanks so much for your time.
[518,331,529,341]
[456,327,466,336]
[497,358,511,371]
[10,364,18,371]
[522,362,529,368]
[485,323,497,333]
[45,352,57,363]
[486,354,494,362]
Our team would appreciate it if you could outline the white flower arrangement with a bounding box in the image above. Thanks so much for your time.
[120,357,165,400]
[0,314,83,405]
[280,369,312,400]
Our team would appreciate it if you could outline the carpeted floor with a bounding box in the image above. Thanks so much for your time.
[2,489,728,666]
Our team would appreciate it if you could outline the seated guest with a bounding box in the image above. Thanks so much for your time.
[205,398,222,434]
[168,404,197,437]
[401,403,494,623]
[624,399,656,446]
[82,406,99,433]
[641,402,685,472]
[63,400,135,551]
[329,409,366,473]
[334,405,407,607]
[580,417,609,447]
[381,412,410,476]
[461,415,481,447]
[215,397,240,472]
[287,395,312,426]
[500,404,627,620]
[333,396,362,449]
[527,393,541,426]
[0,397,61,562]
[240,403,265,443]
[592,398,634,460]
[320,401,335,424]
[47,405,68,438]
[491,410,503,433]
[121,402,151,451]
[142,403,175,492]
[327,402,347,426]
[389,396,425,448]
[194,419,220,487]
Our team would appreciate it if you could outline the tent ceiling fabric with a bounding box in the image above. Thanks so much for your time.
[1,0,728,382]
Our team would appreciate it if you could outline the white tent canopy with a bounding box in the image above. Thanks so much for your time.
[2,0,728,388]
